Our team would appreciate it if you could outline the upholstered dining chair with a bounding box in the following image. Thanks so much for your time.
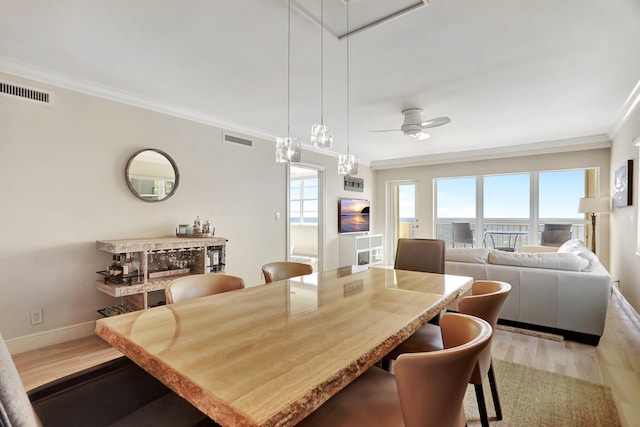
[262,261,313,283]
[0,334,217,427]
[296,313,492,427]
[393,238,446,274]
[385,280,512,427]
[165,273,245,304]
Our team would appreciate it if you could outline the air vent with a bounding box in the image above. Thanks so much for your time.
[0,81,52,104]
[223,132,253,147]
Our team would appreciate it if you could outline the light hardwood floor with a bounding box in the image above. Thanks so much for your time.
[11,290,640,427]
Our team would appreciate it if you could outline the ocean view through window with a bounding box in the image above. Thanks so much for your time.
[436,169,590,249]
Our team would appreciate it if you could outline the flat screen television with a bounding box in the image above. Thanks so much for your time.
[338,198,370,233]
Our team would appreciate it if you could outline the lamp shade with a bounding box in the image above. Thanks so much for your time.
[578,197,610,214]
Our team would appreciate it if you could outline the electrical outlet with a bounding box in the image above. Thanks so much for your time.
[30,309,43,325]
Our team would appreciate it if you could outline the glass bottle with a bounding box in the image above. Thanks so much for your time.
[109,255,123,284]
[121,254,134,285]
[194,216,203,234]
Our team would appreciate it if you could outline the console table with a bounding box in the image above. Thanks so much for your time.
[95,236,227,312]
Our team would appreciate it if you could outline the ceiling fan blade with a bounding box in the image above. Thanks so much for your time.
[420,116,451,129]
[369,129,401,133]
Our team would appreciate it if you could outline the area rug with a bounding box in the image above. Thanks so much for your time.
[496,324,564,342]
[463,359,620,426]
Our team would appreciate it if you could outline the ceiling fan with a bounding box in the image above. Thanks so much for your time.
[371,108,451,140]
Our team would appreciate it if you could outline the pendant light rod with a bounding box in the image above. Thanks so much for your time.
[311,0,332,149]
[287,0,291,138]
[346,0,350,156]
[338,0,357,175]
[320,0,325,125]
[276,0,301,163]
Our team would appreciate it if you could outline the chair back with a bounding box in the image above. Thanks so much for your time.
[452,222,474,247]
[0,334,42,427]
[262,262,313,283]
[394,238,445,273]
[165,273,244,304]
[541,224,572,247]
[458,280,512,384]
[394,313,492,427]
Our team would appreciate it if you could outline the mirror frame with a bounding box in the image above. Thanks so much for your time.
[125,148,180,202]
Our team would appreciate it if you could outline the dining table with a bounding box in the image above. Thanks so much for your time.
[95,265,473,427]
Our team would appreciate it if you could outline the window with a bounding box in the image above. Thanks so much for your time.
[483,173,530,219]
[290,177,318,224]
[539,170,585,219]
[436,177,476,219]
[435,169,593,249]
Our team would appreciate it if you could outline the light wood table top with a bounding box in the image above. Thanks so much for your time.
[95,266,472,427]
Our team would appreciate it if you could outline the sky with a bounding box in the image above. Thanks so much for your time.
[398,170,586,220]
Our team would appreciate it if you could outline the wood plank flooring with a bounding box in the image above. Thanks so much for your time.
[11,290,640,426]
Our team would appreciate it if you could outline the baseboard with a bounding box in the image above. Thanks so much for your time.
[613,287,640,329]
[496,319,601,346]
[6,321,96,355]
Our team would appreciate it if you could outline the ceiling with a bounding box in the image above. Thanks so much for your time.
[2,0,640,168]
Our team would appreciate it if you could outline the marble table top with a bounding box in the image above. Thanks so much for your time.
[96,266,472,427]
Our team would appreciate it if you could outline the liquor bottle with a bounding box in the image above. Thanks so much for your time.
[109,255,123,284]
[194,216,203,234]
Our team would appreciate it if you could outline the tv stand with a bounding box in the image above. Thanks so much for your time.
[339,234,383,267]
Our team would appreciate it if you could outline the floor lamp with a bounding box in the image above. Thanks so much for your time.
[578,197,610,253]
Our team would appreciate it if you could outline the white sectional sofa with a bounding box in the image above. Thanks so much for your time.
[445,240,612,345]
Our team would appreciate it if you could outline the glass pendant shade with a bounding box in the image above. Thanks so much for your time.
[311,124,333,148]
[275,137,301,163]
[338,153,358,175]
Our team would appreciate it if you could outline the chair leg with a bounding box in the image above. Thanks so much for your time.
[488,361,503,420]
[474,384,490,427]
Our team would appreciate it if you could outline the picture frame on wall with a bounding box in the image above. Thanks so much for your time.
[613,159,633,208]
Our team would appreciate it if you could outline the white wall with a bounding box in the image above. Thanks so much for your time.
[610,105,640,313]
[0,73,375,345]
[373,149,611,267]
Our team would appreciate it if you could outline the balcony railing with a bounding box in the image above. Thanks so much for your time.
[436,222,586,251]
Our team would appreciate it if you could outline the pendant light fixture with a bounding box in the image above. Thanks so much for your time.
[276,0,301,163]
[338,0,358,175]
[310,0,333,149]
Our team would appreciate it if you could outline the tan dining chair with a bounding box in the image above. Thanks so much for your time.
[165,273,244,304]
[385,280,512,427]
[392,238,446,331]
[393,238,445,274]
[296,313,492,427]
[262,261,313,283]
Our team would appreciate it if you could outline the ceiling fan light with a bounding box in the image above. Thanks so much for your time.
[275,137,301,163]
[311,124,333,148]
[338,153,358,175]
[414,132,430,140]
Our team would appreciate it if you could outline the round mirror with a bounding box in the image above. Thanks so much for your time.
[125,149,180,202]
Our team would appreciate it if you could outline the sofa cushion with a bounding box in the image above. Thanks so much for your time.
[557,239,588,253]
[445,248,490,264]
[488,250,589,271]
[557,239,599,271]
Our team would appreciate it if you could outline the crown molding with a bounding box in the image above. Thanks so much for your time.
[610,78,640,138]
[370,134,612,170]
[0,55,277,142]
[0,56,369,166]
